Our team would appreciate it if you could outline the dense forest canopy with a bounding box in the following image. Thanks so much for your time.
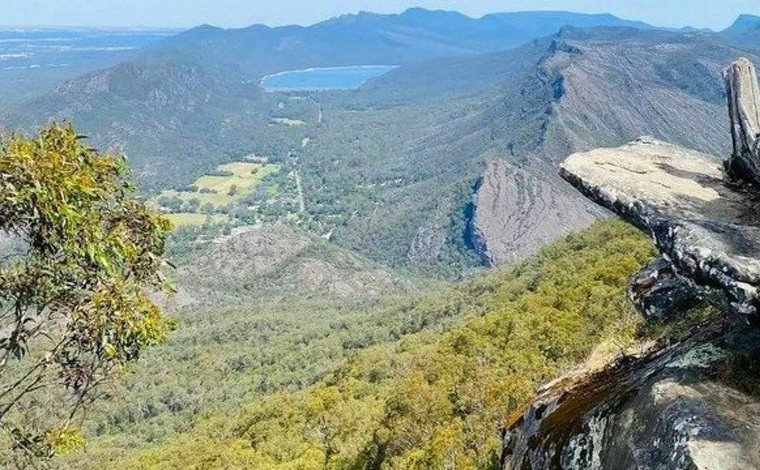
[60,220,656,469]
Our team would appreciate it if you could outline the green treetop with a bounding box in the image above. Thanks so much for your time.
[0,123,172,464]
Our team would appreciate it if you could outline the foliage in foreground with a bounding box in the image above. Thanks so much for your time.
[0,123,172,465]
[71,219,654,469]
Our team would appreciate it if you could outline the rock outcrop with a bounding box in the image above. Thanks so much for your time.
[501,317,760,470]
[468,160,600,266]
[725,58,760,185]
[559,137,760,317]
[628,256,703,321]
[501,59,760,469]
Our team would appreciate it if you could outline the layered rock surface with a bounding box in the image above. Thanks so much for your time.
[501,318,760,469]
[725,57,760,185]
[559,137,760,316]
[501,59,760,469]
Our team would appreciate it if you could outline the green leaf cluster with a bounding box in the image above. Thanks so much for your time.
[0,123,172,463]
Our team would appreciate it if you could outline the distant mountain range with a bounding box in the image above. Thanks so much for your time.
[0,28,175,106]
[122,9,655,79]
[721,14,760,49]
[7,9,661,186]
[5,8,760,272]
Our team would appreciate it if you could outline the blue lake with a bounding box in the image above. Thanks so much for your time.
[260,65,397,92]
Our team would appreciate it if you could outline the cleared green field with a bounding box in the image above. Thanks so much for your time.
[197,162,277,193]
[155,161,280,227]
[160,190,230,207]
[167,213,229,227]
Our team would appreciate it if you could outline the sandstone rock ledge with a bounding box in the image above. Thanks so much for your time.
[503,137,760,470]
[559,137,760,317]
[501,59,760,470]
[501,319,760,470]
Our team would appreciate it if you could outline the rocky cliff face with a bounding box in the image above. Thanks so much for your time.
[501,59,760,469]
[725,58,760,185]
[468,29,760,269]
[502,317,760,470]
[468,159,600,266]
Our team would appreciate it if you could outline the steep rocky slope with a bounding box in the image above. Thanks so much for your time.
[467,160,599,266]
[467,27,760,267]
[502,58,760,470]
[503,317,760,469]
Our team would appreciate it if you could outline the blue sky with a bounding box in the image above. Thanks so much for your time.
[3,0,759,29]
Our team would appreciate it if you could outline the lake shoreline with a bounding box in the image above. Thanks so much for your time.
[260,64,398,92]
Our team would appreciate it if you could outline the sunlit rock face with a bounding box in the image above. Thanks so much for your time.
[725,58,760,186]
[468,159,598,267]
[502,321,760,470]
[560,136,760,318]
[502,59,760,470]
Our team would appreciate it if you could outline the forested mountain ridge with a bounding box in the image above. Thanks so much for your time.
[5,13,760,278]
[721,14,760,49]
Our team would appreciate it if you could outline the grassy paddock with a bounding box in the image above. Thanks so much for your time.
[166,213,229,227]
[154,162,280,226]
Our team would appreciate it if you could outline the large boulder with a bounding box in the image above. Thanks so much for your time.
[501,318,760,470]
[559,137,760,317]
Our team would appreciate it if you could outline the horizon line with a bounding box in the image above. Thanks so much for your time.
[0,7,751,32]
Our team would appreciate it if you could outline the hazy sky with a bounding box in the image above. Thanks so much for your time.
[3,0,759,30]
